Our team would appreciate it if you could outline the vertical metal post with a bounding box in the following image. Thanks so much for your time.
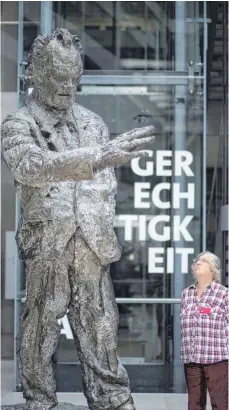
[173,1,187,393]
[14,0,24,391]
[202,1,207,251]
[115,1,121,70]
[222,2,228,205]
[41,1,53,34]
[222,2,228,285]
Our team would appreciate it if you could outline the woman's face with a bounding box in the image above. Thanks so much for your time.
[194,253,213,280]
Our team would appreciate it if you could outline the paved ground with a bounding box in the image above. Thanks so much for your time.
[1,361,212,409]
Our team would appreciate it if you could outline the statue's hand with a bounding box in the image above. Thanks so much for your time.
[94,125,155,170]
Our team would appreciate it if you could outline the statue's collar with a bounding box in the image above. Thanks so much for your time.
[25,91,71,128]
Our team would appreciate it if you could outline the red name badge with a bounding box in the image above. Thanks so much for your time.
[200,307,211,315]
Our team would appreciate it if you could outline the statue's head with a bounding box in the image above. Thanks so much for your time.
[25,28,83,109]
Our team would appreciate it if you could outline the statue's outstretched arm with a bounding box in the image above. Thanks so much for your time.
[1,116,99,187]
[2,116,155,188]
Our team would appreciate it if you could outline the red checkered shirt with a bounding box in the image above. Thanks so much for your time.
[180,281,229,363]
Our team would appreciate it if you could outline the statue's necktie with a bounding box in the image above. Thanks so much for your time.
[41,120,79,151]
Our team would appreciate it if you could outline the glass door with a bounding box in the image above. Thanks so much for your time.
[15,0,208,394]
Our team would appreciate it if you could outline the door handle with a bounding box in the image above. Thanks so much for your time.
[188,60,204,94]
[188,60,195,94]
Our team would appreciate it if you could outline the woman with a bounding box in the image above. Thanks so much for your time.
[180,251,228,410]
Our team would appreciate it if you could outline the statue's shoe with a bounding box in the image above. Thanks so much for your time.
[116,402,136,410]
[112,396,136,410]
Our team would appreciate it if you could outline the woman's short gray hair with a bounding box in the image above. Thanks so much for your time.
[191,251,221,283]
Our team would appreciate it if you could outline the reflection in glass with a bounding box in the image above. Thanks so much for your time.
[117,303,168,364]
[23,2,41,60]
[51,1,204,72]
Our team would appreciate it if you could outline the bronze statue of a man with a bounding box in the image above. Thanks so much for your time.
[1,29,155,410]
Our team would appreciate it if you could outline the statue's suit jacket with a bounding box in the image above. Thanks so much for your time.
[1,93,122,265]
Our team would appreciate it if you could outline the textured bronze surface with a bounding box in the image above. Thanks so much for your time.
[1,29,155,410]
[1,404,89,410]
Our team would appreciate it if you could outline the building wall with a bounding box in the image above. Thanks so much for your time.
[1,0,18,359]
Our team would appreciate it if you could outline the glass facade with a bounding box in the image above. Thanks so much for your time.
[1,0,228,396]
